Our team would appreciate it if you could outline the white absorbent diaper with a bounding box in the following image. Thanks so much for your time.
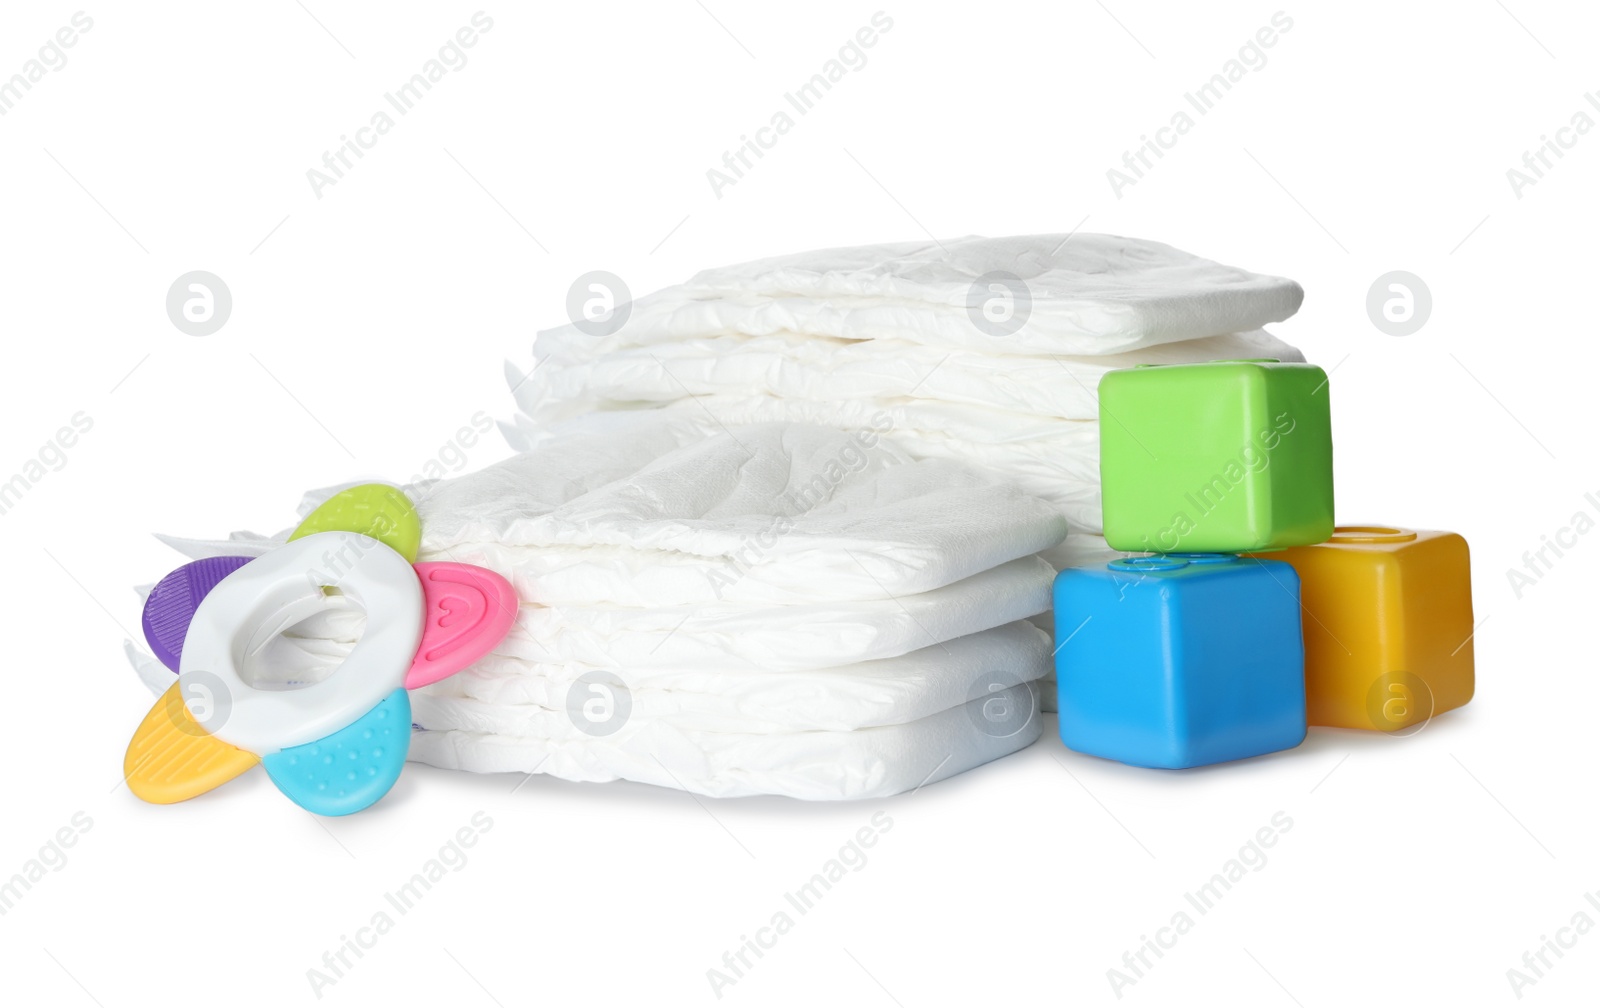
[406,686,1042,801]
[486,556,1051,670]
[124,621,1051,801]
[164,554,1053,674]
[530,233,1304,359]
[426,621,1050,733]
[133,423,1067,800]
[508,399,1110,530]
[508,235,1305,536]
[512,328,1302,427]
[164,423,1066,606]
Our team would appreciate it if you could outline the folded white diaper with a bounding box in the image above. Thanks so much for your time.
[507,397,1111,529]
[531,233,1304,359]
[153,553,1053,674]
[426,620,1050,733]
[407,684,1042,800]
[513,328,1302,427]
[488,556,1052,670]
[162,423,1065,607]
[508,234,1306,537]
[132,422,1068,800]
[124,622,1051,800]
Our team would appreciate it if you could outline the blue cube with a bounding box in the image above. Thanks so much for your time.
[1053,554,1307,768]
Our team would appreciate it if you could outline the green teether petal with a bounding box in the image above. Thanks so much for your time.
[288,484,421,562]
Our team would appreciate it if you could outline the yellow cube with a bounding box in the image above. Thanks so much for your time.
[1249,526,1474,731]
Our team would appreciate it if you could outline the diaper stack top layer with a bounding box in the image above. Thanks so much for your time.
[505,233,1307,538]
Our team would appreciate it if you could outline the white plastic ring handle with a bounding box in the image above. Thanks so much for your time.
[177,531,423,754]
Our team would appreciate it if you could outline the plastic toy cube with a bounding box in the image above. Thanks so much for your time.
[1053,554,1307,768]
[1098,359,1334,553]
[1250,526,1474,731]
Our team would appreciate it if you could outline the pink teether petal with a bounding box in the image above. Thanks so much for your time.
[404,563,517,689]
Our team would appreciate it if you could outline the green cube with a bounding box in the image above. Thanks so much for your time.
[1098,359,1334,553]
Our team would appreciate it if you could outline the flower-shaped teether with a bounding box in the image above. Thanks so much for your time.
[125,484,516,816]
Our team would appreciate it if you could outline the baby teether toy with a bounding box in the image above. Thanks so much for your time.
[125,484,517,816]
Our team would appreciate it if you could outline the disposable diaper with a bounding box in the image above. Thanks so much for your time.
[424,620,1051,733]
[471,556,1051,670]
[530,233,1304,359]
[124,623,1052,801]
[512,328,1302,427]
[506,399,1109,529]
[507,235,1306,537]
[406,686,1042,800]
[148,554,1053,674]
[132,422,1067,800]
[162,423,1065,607]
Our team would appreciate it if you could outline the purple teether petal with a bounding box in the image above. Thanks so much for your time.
[142,555,253,672]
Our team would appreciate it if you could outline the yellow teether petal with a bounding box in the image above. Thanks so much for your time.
[289,483,421,562]
[125,683,259,804]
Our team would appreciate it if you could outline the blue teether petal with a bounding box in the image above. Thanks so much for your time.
[261,689,410,816]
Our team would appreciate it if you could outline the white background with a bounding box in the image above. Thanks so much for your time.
[1,2,1595,1005]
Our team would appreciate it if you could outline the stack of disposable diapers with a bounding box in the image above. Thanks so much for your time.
[132,423,1069,799]
[127,234,1315,802]
[505,233,1307,567]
